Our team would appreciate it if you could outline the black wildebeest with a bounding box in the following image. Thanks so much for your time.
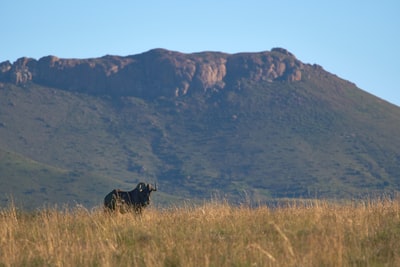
[104,182,157,214]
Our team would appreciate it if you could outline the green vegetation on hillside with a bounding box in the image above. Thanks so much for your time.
[0,148,112,208]
[1,62,400,209]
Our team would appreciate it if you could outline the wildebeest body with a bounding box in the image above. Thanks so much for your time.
[104,182,156,214]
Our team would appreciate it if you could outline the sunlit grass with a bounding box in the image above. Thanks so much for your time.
[1,198,400,266]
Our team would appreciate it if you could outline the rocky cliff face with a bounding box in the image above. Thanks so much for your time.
[0,48,303,98]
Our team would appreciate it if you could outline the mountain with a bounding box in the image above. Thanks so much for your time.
[1,48,399,209]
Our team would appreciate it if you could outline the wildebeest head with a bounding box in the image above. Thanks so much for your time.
[136,182,157,207]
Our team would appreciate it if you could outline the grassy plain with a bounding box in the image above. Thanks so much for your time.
[1,198,400,266]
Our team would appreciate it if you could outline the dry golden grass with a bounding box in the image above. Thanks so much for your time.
[1,198,400,266]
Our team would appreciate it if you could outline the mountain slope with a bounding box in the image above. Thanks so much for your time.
[0,48,399,209]
[0,147,111,208]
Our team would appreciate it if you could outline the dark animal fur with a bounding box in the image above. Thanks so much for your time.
[104,182,156,214]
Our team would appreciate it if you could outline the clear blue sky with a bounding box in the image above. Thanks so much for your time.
[2,1,399,106]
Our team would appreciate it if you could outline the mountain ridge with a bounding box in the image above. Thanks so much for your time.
[0,48,399,209]
[0,48,303,98]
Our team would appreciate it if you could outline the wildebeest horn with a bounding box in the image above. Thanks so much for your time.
[138,182,144,192]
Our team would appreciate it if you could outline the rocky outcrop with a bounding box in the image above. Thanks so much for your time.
[0,61,12,76]
[226,48,303,83]
[0,48,303,97]
[4,58,36,85]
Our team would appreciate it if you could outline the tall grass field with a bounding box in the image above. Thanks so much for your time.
[1,198,400,266]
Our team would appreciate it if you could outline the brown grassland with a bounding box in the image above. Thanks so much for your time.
[1,198,400,267]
